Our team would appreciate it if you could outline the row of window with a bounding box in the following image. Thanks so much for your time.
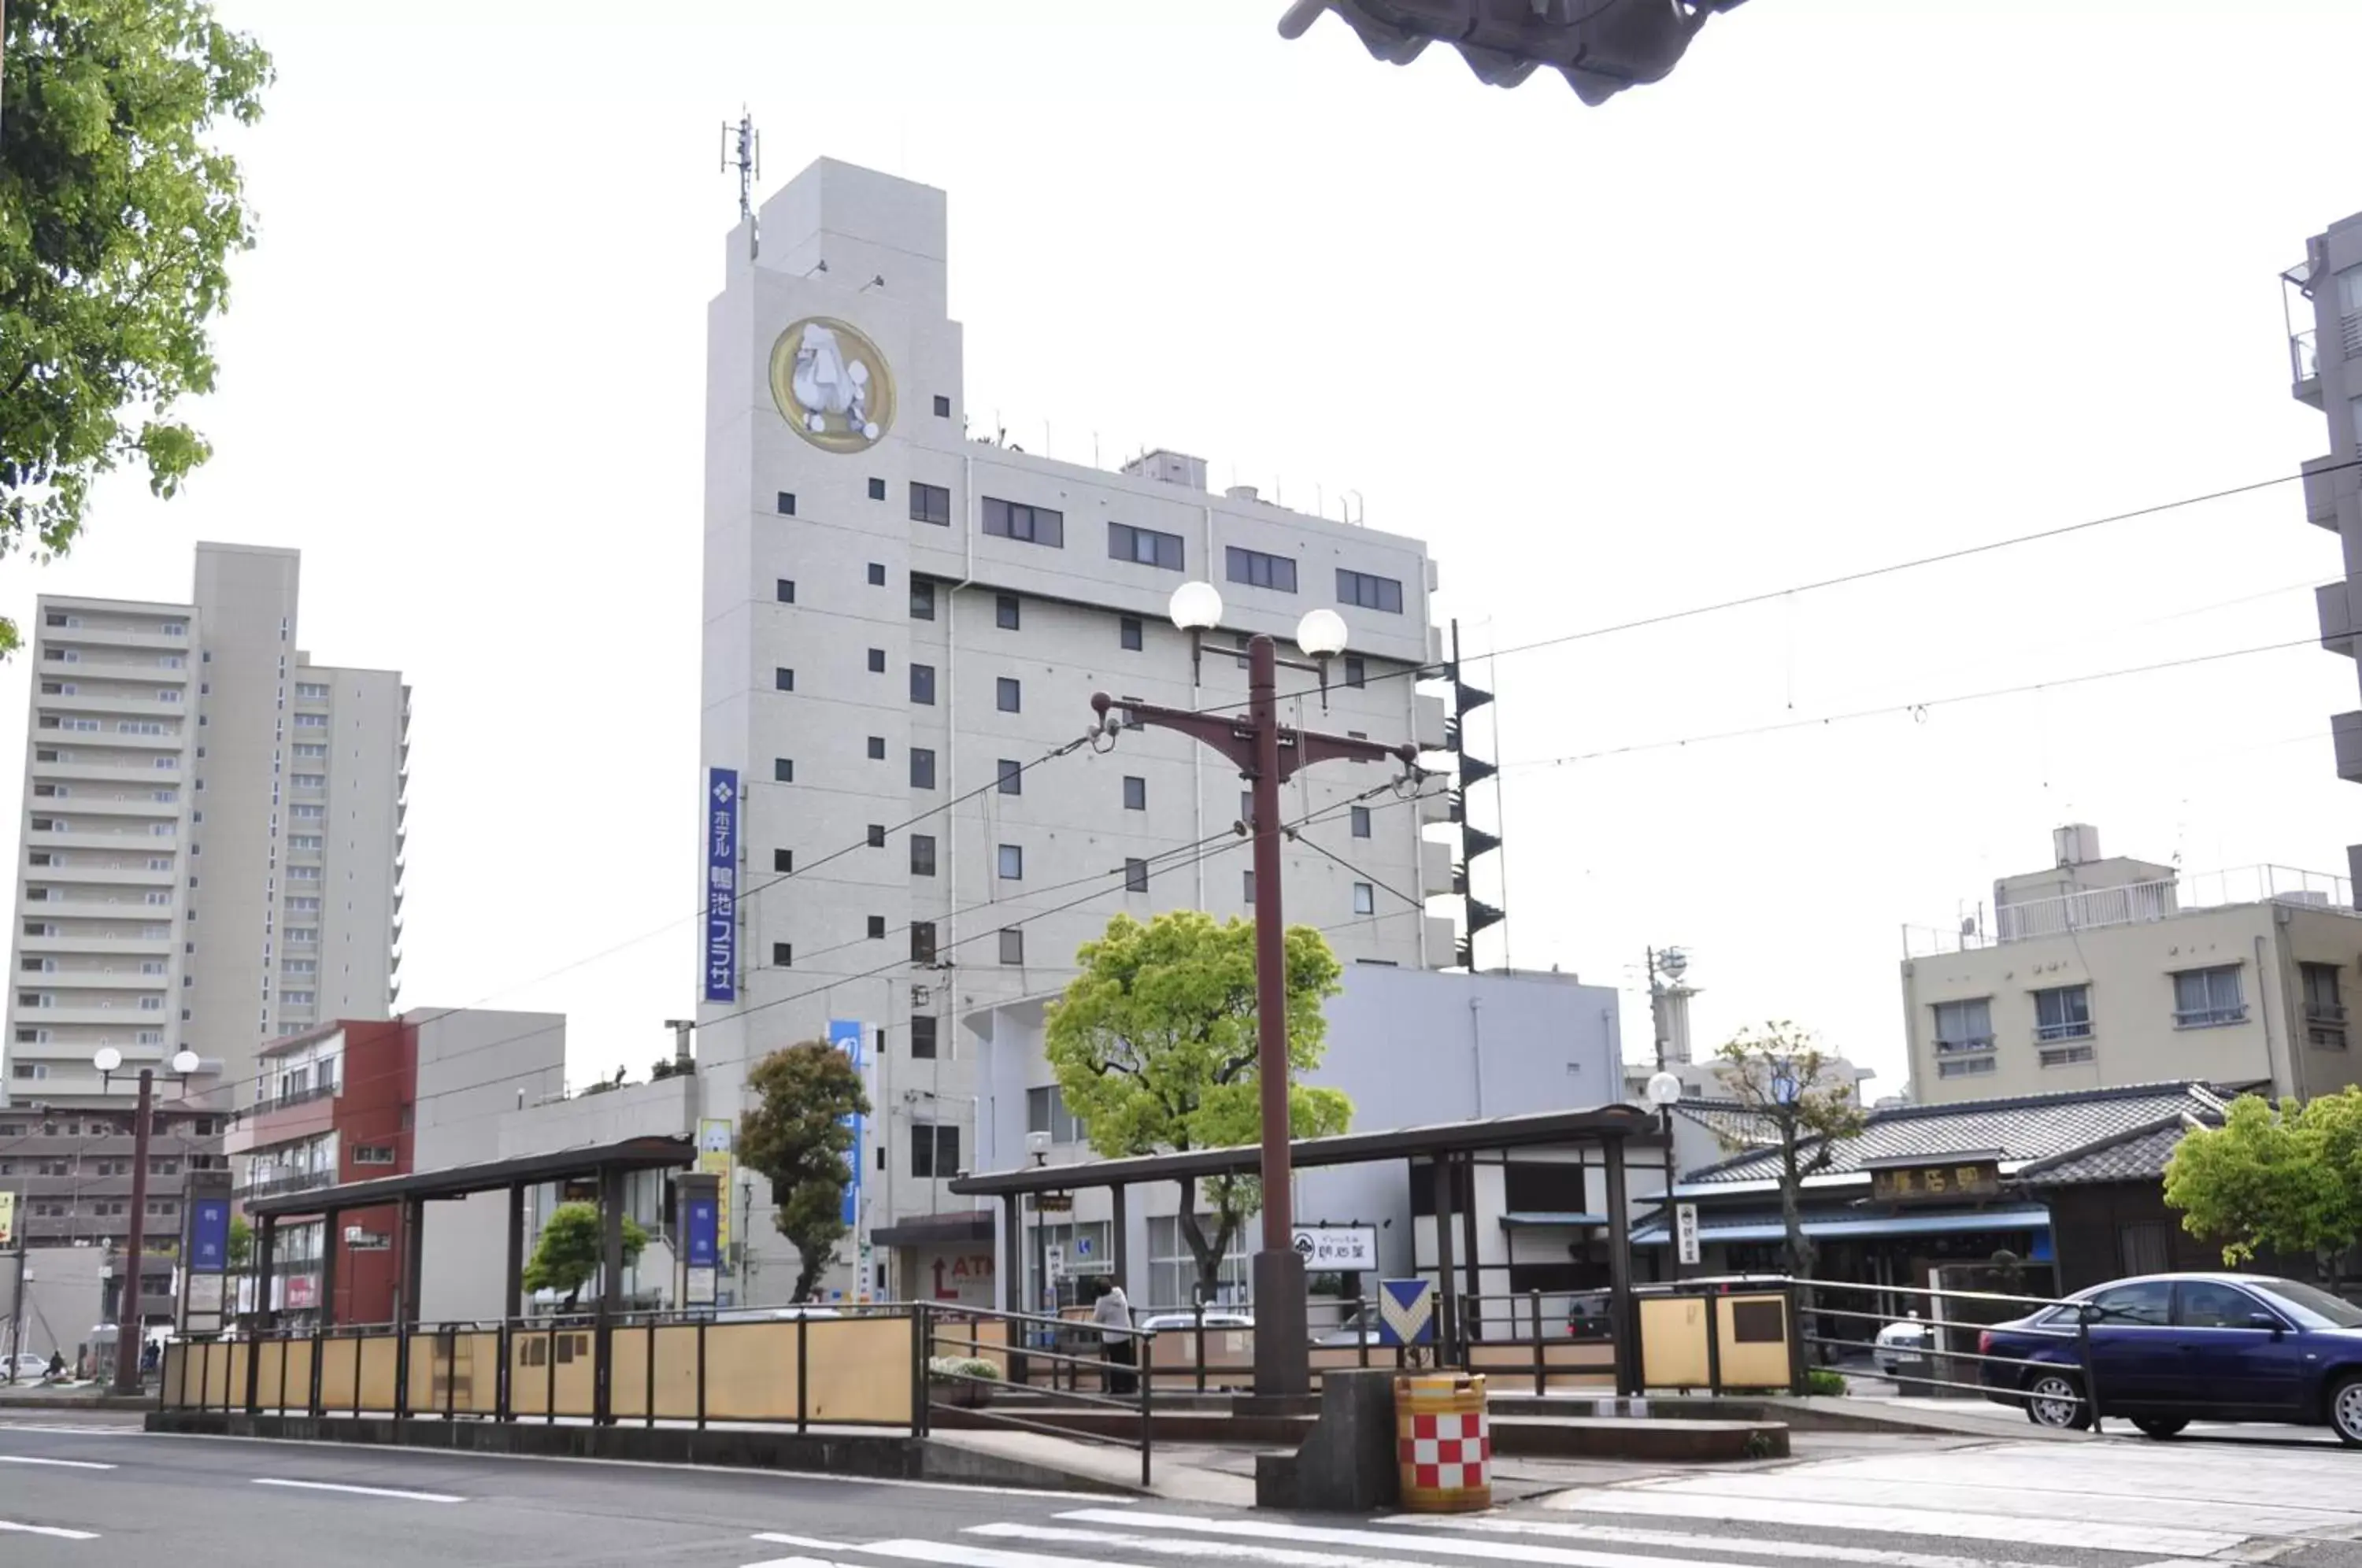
[0,1155,182,1177]
[1929,962,2350,1078]
[779,482,1406,612]
[0,1115,217,1138]
[17,1198,179,1219]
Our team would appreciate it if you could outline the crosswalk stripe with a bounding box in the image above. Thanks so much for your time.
[1635,1470,2352,1535]
[1382,1512,2071,1568]
[971,1522,1446,1568]
[862,1542,1151,1568]
[757,1536,850,1553]
[1049,1509,1820,1568]
[1544,1489,2246,1557]
[0,1518,99,1541]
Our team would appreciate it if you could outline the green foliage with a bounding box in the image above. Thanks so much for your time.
[520,1201,649,1311]
[927,1355,1001,1382]
[1045,912,1349,1301]
[1805,1367,1847,1397]
[735,1041,871,1302]
[1,0,273,653]
[2164,1089,2362,1271]
[226,1213,250,1270]
[1713,1023,1865,1280]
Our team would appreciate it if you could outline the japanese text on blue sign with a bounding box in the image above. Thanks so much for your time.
[190,1198,231,1274]
[685,1196,720,1270]
[830,1019,864,1228]
[704,768,739,1003]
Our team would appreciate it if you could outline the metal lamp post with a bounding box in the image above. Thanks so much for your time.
[94,1046,200,1393]
[1644,1071,1683,1281]
[1090,585,1420,1400]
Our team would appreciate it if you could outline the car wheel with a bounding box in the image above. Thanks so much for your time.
[2023,1370,2092,1431]
[2331,1376,2362,1449]
[2131,1417,2188,1440]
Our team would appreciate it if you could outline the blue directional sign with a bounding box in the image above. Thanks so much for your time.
[1377,1278,1435,1346]
[704,768,739,1003]
[684,1195,719,1270]
[829,1019,864,1228]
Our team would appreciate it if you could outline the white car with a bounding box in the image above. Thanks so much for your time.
[1873,1318,1931,1378]
[2,1352,51,1382]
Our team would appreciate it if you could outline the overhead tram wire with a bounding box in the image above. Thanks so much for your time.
[1184,457,2362,719]
[217,776,1447,1141]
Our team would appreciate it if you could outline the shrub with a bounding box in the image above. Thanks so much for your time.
[927,1355,1001,1382]
[1805,1367,1847,1397]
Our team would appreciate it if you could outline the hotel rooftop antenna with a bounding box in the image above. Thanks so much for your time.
[721,109,761,259]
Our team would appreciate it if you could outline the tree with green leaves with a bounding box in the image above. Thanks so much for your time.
[227,1213,250,1270]
[2165,1089,2362,1278]
[520,1200,649,1312]
[1046,911,1349,1305]
[1713,1023,1866,1279]
[735,1040,871,1303]
[2,0,273,653]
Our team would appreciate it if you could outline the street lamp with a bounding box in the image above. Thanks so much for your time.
[1644,1071,1684,1281]
[95,1046,200,1394]
[1090,583,1421,1400]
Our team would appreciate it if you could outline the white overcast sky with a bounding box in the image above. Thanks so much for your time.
[9,0,2362,1096]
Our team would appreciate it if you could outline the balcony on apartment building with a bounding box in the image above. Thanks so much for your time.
[1905,862,2358,957]
[224,1076,341,1152]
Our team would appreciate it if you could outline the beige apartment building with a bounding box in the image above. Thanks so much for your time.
[1901,826,2362,1105]
[5,545,408,1127]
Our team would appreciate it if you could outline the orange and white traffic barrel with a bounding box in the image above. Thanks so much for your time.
[1395,1371,1490,1513]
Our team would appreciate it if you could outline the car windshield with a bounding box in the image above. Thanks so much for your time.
[2253,1278,2362,1329]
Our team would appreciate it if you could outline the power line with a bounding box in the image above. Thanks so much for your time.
[1504,636,2319,770]
[1190,457,2361,717]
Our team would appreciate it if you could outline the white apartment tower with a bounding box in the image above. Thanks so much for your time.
[6,544,408,1113]
[695,158,1455,1300]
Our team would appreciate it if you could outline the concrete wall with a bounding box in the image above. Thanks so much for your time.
[0,1242,107,1368]
[410,1009,566,1324]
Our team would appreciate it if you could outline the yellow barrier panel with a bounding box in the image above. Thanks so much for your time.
[159,1343,187,1408]
[805,1316,911,1425]
[317,1337,360,1411]
[703,1322,798,1422]
[1716,1292,1793,1390]
[650,1324,702,1420]
[1640,1296,1712,1388]
[510,1326,597,1418]
[358,1335,399,1412]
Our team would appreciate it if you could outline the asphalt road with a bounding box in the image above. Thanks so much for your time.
[2,1412,2359,1568]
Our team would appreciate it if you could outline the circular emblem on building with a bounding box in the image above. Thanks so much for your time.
[769,316,895,453]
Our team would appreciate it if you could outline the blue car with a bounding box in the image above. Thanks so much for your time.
[1979,1272,2362,1445]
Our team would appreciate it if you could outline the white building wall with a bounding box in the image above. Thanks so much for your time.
[692,157,1455,1304]
[410,1008,568,1324]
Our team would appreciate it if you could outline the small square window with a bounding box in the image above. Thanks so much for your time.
[772,941,792,967]
[1353,882,1375,915]
[1344,655,1366,689]
[998,844,1024,880]
[868,915,887,939]
[774,849,793,873]
[997,594,1020,631]
[997,677,1021,713]
[1350,805,1372,838]
[1120,616,1143,651]
[910,748,936,789]
[868,477,887,501]
[910,834,937,876]
[911,664,936,704]
[999,928,1025,966]
[998,759,1024,795]
[776,492,796,516]
[776,579,796,604]
[934,394,951,418]
[868,648,887,674]
[774,758,794,783]
[867,735,887,760]
[775,668,795,692]
[910,579,936,619]
[1125,857,1150,893]
[866,563,886,586]
[1123,776,1146,811]
[867,824,887,849]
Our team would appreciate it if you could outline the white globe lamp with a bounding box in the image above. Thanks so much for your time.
[1644,1071,1683,1108]
[1295,608,1349,659]
[1168,581,1223,632]
[171,1050,201,1078]
[91,1047,123,1075]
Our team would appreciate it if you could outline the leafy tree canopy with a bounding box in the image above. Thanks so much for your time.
[736,1040,870,1302]
[1046,912,1349,1301]
[520,1200,648,1311]
[2165,1089,2362,1271]
[2,0,272,651]
[1713,1023,1865,1278]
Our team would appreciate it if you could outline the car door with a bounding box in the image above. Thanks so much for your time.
[2172,1279,2306,1418]
[2079,1279,2178,1411]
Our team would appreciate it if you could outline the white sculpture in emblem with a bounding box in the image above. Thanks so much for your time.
[789,321,878,441]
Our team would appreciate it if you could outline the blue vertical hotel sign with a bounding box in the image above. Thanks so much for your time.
[705,767,739,1003]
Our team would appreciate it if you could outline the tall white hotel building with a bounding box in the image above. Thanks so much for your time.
[694,158,1457,1300]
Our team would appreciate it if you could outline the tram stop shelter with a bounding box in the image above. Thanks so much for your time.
[948,1104,1657,1394]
